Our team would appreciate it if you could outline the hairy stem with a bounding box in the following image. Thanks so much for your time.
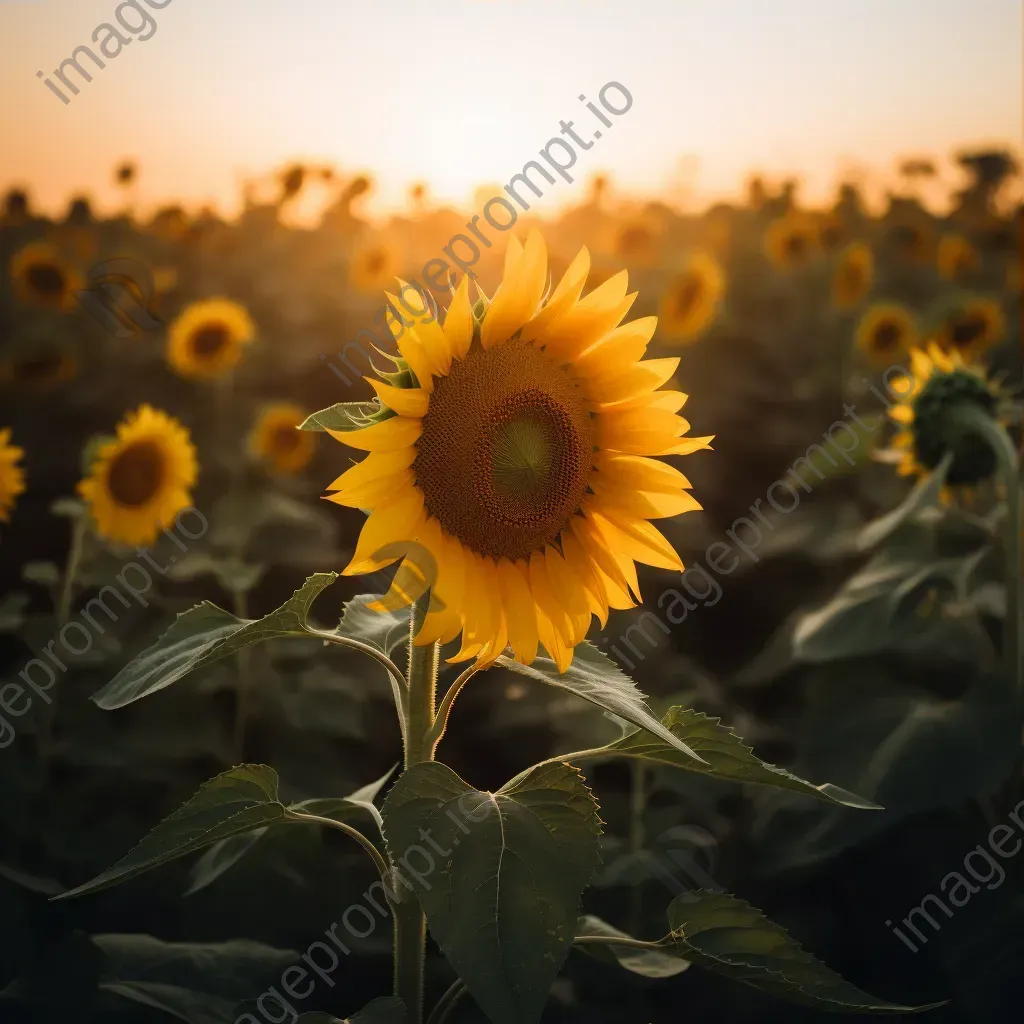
[424,664,479,757]
[284,809,391,884]
[394,592,439,1023]
[425,979,467,1024]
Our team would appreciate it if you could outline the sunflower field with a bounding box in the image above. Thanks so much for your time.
[0,145,1021,1024]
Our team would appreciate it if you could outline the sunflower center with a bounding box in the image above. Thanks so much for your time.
[672,275,702,318]
[873,320,902,351]
[911,369,998,485]
[191,324,230,358]
[107,441,165,507]
[26,262,66,296]
[949,313,985,347]
[272,425,303,454]
[784,234,806,260]
[413,338,595,561]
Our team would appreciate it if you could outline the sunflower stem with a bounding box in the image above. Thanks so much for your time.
[57,513,88,625]
[951,404,1022,795]
[393,592,438,1024]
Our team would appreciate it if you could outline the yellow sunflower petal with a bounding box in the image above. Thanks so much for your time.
[329,416,421,452]
[482,230,548,349]
[344,486,426,575]
[367,378,430,418]
[442,275,474,361]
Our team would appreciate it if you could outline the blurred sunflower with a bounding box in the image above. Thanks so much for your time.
[613,220,658,265]
[831,242,874,309]
[0,343,78,392]
[250,402,316,475]
[0,429,26,522]
[167,298,256,380]
[888,219,935,263]
[936,234,979,281]
[325,231,711,671]
[935,296,1005,361]
[79,405,197,546]
[8,242,82,310]
[855,302,918,366]
[659,253,725,343]
[887,344,1006,492]
[349,240,401,294]
[816,213,847,252]
[764,215,816,269]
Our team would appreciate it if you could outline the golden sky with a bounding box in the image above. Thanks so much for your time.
[1,0,1021,217]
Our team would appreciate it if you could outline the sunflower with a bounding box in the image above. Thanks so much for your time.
[887,219,935,263]
[659,253,725,343]
[855,302,918,366]
[250,402,316,475]
[0,429,26,522]
[324,231,711,671]
[936,234,979,281]
[613,220,658,265]
[167,298,256,380]
[8,242,83,310]
[764,215,817,269]
[935,296,1005,361]
[831,242,874,309]
[887,344,1006,492]
[0,343,78,392]
[349,241,401,294]
[78,405,197,546]
[816,213,847,252]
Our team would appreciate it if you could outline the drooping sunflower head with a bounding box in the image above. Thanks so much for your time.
[934,295,1005,361]
[0,429,26,523]
[888,344,1006,490]
[78,405,198,547]
[936,234,979,281]
[350,241,401,294]
[831,242,874,309]
[8,243,83,311]
[658,253,725,344]
[167,298,256,380]
[764,215,817,269]
[325,230,712,671]
[250,402,316,475]
[855,302,918,366]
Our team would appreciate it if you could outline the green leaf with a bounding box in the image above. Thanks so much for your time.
[857,453,952,551]
[603,707,879,809]
[338,594,413,656]
[299,401,389,432]
[792,549,986,664]
[94,934,299,1024]
[666,891,943,1013]
[574,916,690,978]
[49,496,86,519]
[498,641,706,765]
[55,765,289,899]
[91,573,338,709]
[185,765,395,894]
[381,761,602,1024]
[297,997,407,1023]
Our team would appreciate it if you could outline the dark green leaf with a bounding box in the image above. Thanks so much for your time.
[21,561,60,587]
[92,573,338,709]
[297,997,407,1023]
[857,454,951,551]
[575,916,690,978]
[666,891,943,1013]
[55,765,288,898]
[498,641,705,765]
[381,761,602,1024]
[604,707,878,808]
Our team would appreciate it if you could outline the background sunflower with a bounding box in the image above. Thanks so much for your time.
[166,297,256,380]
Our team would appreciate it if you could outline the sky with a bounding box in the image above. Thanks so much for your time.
[0,0,1020,218]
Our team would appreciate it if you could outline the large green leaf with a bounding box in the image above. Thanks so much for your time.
[55,765,290,899]
[666,891,942,1013]
[792,549,987,665]
[381,761,602,1024]
[185,766,393,895]
[603,707,879,809]
[92,573,339,709]
[574,916,690,978]
[497,641,705,765]
[95,934,299,1024]
[299,401,389,432]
